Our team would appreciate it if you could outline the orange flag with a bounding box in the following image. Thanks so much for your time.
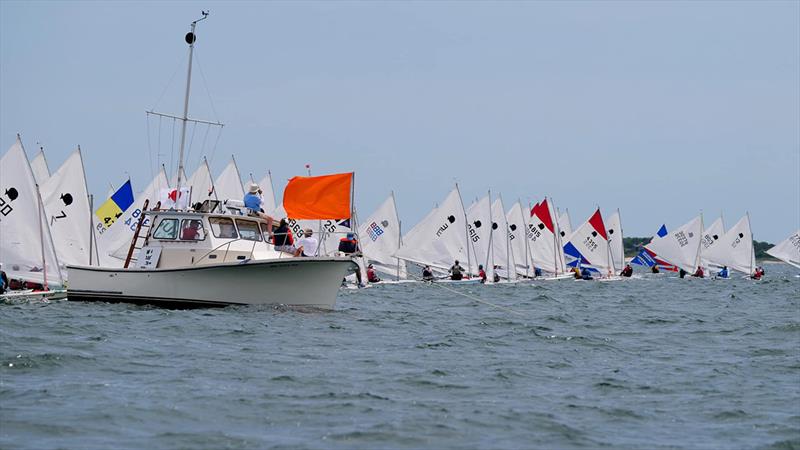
[282,172,353,219]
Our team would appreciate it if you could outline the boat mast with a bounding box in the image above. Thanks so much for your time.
[175,10,209,208]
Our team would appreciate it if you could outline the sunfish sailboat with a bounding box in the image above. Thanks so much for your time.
[645,215,703,276]
[0,136,66,295]
[394,185,477,283]
[766,230,800,270]
[564,208,614,279]
[703,215,756,277]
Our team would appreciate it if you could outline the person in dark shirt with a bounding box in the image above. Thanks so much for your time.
[449,260,465,280]
[422,265,435,281]
[272,219,295,253]
[338,233,359,254]
[478,265,487,284]
[0,263,8,294]
[337,232,363,286]
[620,264,633,277]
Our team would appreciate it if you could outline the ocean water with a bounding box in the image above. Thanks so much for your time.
[1,264,799,450]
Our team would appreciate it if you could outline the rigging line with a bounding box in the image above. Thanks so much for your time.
[169,117,177,182]
[191,50,221,124]
[199,122,212,161]
[207,124,224,165]
[157,115,163,171]
[148,53,187,112]
[404,271,525,317]
[146,113,154,180]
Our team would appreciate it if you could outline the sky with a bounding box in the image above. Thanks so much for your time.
[1,1,798,242]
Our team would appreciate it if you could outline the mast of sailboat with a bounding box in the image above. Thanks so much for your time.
[175,10,209,208]
[393,190,402,282]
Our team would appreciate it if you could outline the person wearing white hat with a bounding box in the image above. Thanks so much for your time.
[243,182,274,237]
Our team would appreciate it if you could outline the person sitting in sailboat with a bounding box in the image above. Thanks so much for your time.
[478,265,487,284]
[449,260,465,280]
[692,266,705,278]
[620,264,633,277]
[0,263,8,295]
[717,266,729,279]
[580,267,593,280]
[244,183,274,236]
[366,264,381,283]
[493,265,501,283]
[422,265,435,281]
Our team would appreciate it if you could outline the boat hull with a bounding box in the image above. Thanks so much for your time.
[66,257,355,309]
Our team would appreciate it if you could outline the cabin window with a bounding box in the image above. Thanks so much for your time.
[153,218,179,240]
[209,217,238,239]
[236,219,262,241]
[180,219,205,241]
[260,222,275,242]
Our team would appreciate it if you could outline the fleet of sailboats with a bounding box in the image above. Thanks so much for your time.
[2,12,797,303]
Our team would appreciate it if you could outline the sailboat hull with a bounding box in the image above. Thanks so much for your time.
[66,257,355,309]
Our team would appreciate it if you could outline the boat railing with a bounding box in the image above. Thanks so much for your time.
[192,232,295,266]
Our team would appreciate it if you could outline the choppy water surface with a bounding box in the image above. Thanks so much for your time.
[2,265,799,449]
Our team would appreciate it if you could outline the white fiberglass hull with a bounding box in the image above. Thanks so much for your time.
[67,257,355,309]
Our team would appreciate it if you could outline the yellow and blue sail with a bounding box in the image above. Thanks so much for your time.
[95,180,134,229]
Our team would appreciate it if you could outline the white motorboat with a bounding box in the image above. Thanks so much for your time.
[67,13,356,309]
[68,207,356,308]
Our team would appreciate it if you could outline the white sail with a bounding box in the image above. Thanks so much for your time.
[214,156,244,203]
[506,201,531,276]
[40,148,95,267]
[528,199,567,275]
[0,137,63,287]
[97,168,170,266]
[766,230,800,269]
[257,172,277,217]
[30,149,50,184]
[395,186,473,272]
[359,193,407,279]
[645,215,703,274]
[465,194,492,274]
[703,215,756,275]
[564,208,612,275]
[605,210,624,272]
[490,197,515,280]
[558,209,573,240]
[188,158,217,204]
[699,217,725,271]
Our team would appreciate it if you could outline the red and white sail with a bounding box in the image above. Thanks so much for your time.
[527,199,567,275]
[564,208,612,275]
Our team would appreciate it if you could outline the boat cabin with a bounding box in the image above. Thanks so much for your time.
[131,205,288,269]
